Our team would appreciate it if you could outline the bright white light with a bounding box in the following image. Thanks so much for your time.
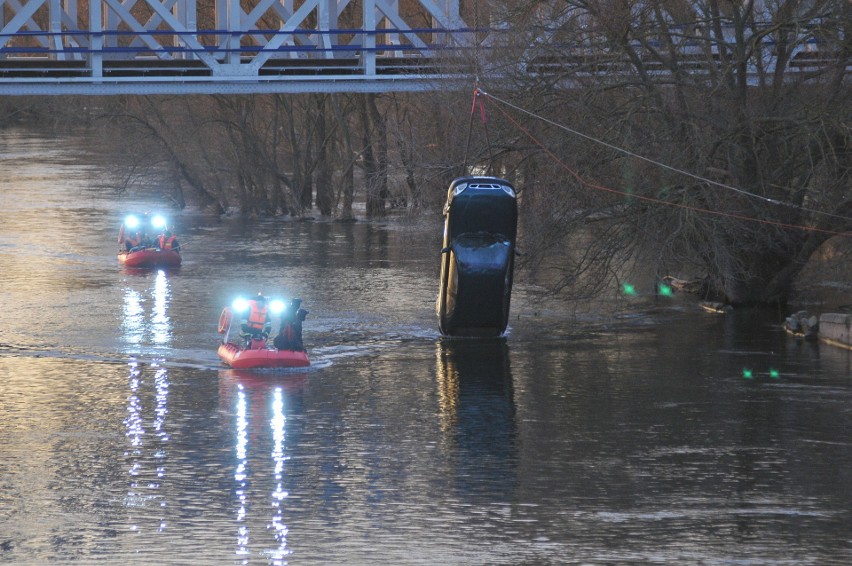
[151,216,167,230]
[232,297,250,313]
[122,289,144,346]
[124,215,140,229]
[152,270,171,346]
[269,299,286,314]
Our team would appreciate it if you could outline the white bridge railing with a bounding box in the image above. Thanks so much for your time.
[0,0,475,94]
[0,0,846,95]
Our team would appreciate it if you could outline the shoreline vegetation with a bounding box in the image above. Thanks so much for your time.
[1,1,848,310]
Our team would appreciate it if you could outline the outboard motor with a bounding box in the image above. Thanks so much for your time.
[437,176,518,336]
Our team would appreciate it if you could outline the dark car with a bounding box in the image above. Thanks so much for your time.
[437,176,518,337]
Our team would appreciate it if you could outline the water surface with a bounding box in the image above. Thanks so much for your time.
[0,129,850,564]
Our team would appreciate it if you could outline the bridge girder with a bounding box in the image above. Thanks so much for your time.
[0,0,473,94]
[0,1,846,95]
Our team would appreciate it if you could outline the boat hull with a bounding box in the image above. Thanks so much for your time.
[118,248,182,268]
[218,342,310,369]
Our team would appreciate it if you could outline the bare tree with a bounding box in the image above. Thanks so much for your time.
[313,94,336,216]
[330,94,358,221]
[358,94,390,218]
[483,0,851,305]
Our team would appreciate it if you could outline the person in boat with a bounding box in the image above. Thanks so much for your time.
[139,232,154,250]
[126,231,153,252]
[124,231,142,252]
[274,298,308,351]
[157,230,180,252]
[240,293,272,344]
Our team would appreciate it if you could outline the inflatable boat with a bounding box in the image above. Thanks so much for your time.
[217,305,310,369]
[217,341,310,369]
[118,248,182,268]
[117,213,182,268]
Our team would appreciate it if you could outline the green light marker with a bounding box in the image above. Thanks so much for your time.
[658,284,673,297]
[769,368,780,379]
[742,369,753,379]
[623,283,637,296]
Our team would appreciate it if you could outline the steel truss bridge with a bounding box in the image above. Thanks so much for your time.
[0,0,479,94]
[0,0,847,95]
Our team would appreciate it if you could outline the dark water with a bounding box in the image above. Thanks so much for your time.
[0,129,850,564]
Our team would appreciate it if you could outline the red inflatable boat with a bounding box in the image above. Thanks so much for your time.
[117,214,182,268]
[118,248,182,268]
[217,342,310,369]
[217,306,310,369]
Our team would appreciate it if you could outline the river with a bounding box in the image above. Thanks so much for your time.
[0,128,850,565]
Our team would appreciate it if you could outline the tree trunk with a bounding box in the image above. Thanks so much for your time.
[331,94,356,221]
[359,94,387,218]
[314,95,334,216]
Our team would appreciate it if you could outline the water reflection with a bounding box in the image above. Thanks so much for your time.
[123,360,171,533]
[2,128,850,564]
[151,271,171,345]
[220,371,308,564]
[234,385,249,559]
[121,270,173,351]
[436,338,518,499]
[269,387,290,561]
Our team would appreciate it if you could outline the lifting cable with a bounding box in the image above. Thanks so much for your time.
[474,86,852,238]
[463,83,495,175]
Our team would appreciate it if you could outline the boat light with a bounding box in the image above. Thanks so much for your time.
[151,215,167,230]
[124,215,140,229]
[269,299,286,314]
[232,297,250,313]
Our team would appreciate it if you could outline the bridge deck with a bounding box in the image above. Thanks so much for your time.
[0,55,475,94]
[0,0,846,95]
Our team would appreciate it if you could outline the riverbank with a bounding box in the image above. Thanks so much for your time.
[819,313,852,350]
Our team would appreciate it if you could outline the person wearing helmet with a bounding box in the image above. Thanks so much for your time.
[240,293,272,344]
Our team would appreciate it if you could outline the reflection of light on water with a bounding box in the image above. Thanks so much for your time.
[153,364,170,531]
[121,270,172,350]
[436,342,460,434]
[152,270,171,345]
[154,365,170,443]
[269,387,291,562]
[125,361,143,452]
[235,385,250,557]
[124,360,144,530]
[123,360,171,533]
[231,384,292,563]
[123,290,144,346]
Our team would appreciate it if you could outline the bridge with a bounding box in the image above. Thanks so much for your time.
[0,0,480,95]
[0,1,847,95]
